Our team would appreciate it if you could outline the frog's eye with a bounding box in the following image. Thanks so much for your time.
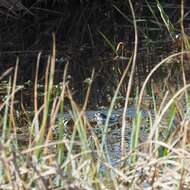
[175,33,181,40]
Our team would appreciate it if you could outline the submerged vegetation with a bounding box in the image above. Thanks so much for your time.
[0,0,190,189]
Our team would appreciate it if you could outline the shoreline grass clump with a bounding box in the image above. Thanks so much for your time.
[0,46,190,189]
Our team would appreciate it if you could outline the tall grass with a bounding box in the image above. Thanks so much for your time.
[1,1,190,190]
